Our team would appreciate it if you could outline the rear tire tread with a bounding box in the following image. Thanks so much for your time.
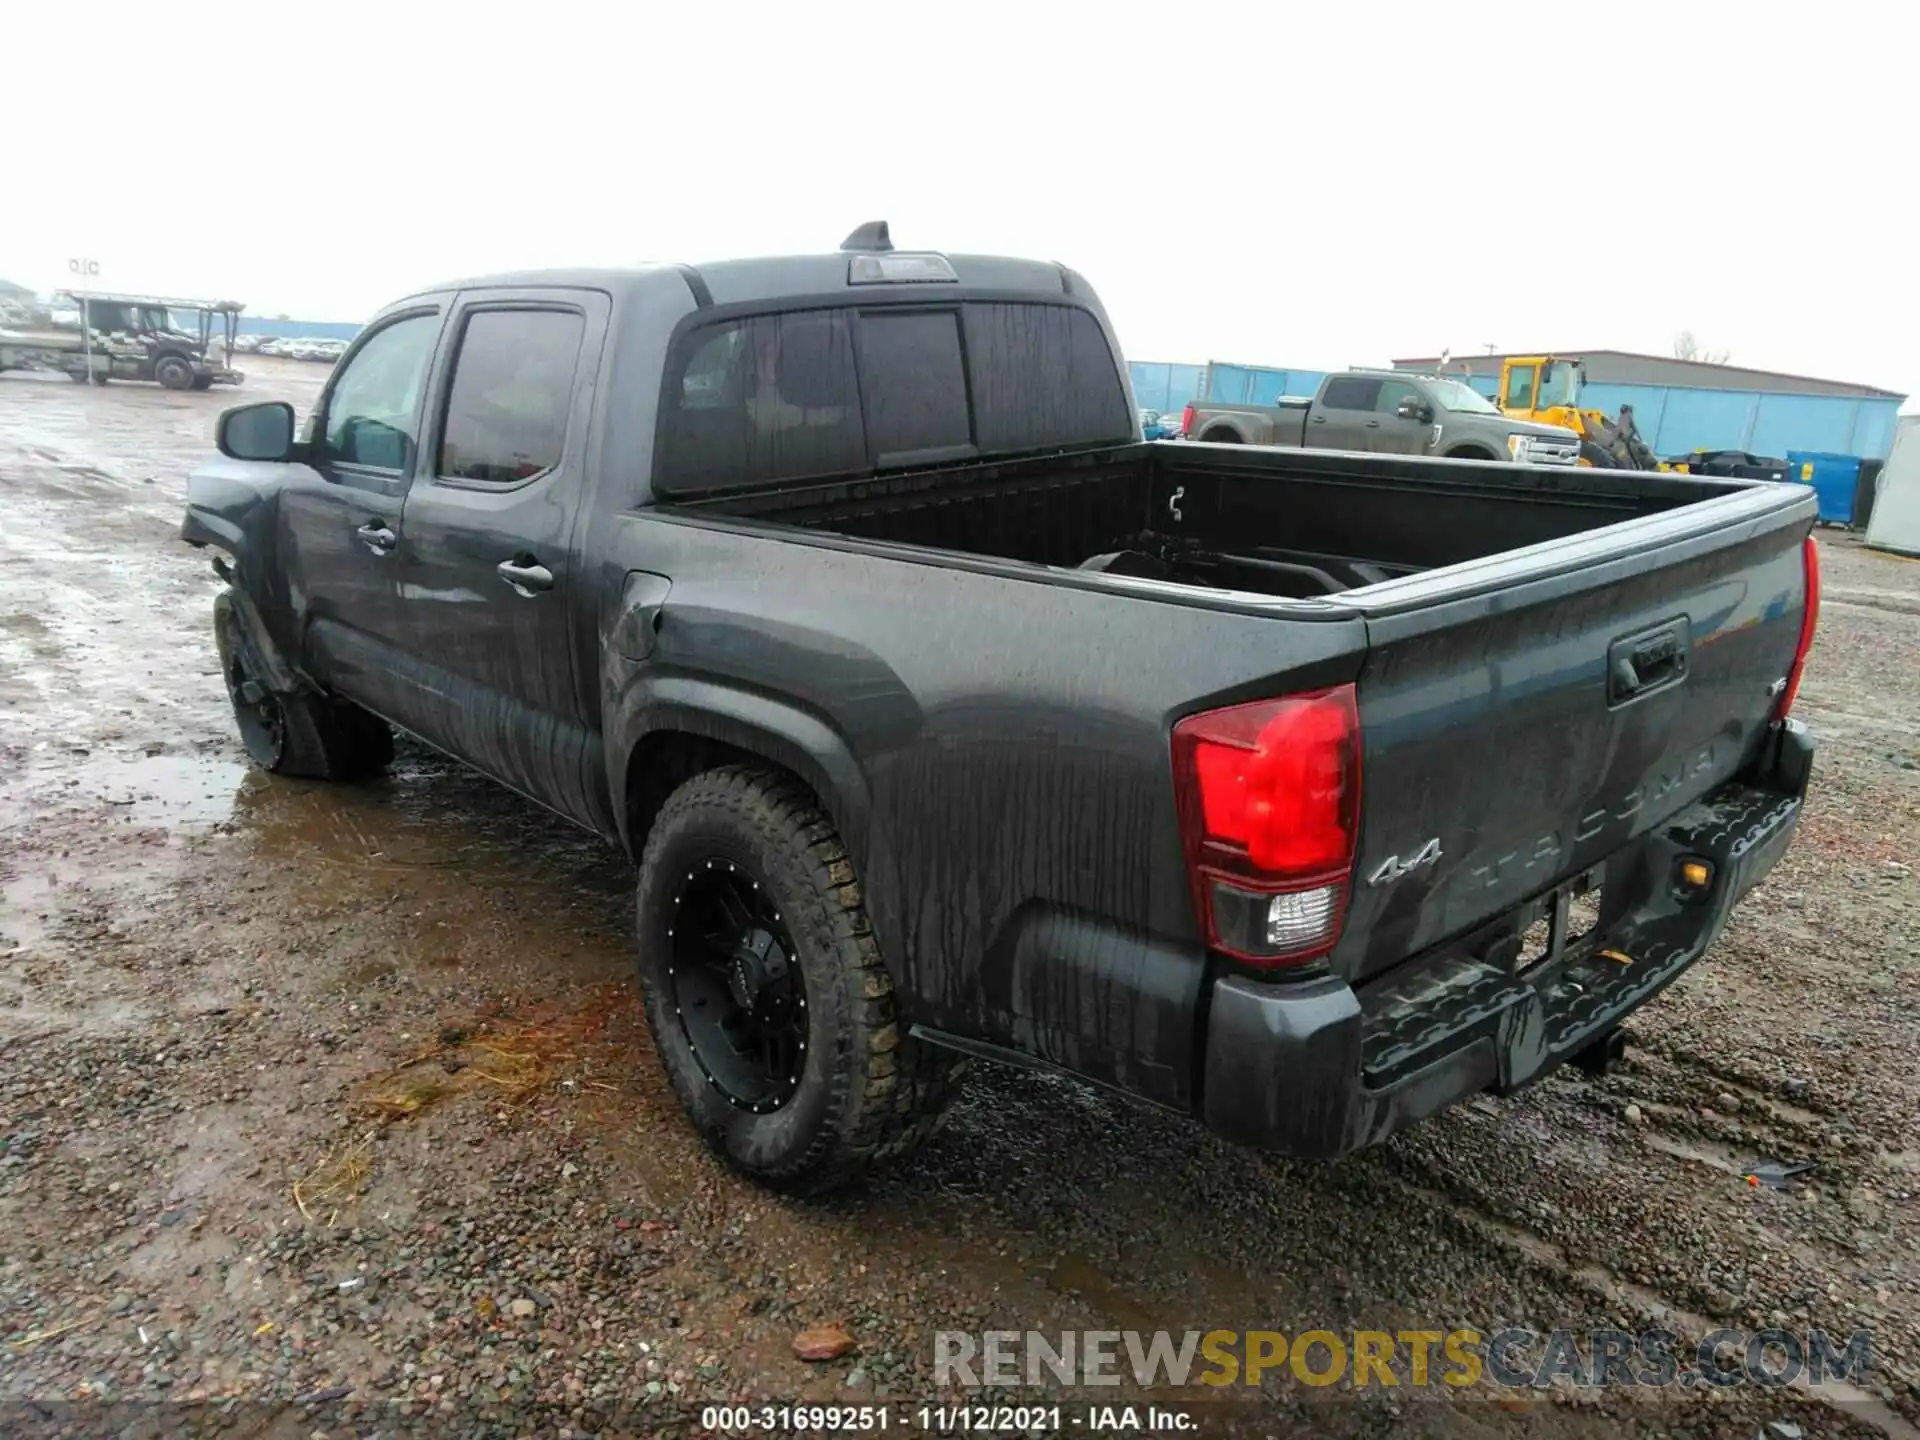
[638,765,964,1193]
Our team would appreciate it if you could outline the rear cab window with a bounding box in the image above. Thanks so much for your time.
[655,301,1130,495]
[857,311,970,462]
[1319,376,1383,412]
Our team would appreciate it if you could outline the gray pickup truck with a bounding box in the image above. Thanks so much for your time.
[1185,368,1581,465]
[183,226,1817,1194]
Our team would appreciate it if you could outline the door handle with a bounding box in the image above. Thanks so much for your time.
[1365,420,1381,428]
[356,521,396,555]
[497,558,554,596]
[1310,415,1327,424]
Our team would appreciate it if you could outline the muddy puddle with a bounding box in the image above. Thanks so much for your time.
[226,750,614,877]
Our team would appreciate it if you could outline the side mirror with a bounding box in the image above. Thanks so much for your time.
[217,401,295,461]
[1396,397,1433,423]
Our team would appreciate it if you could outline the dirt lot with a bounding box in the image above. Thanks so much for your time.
[1,359,1917,1438]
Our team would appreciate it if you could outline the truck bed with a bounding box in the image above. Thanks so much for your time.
[666,435,1813,1003]
[671,440,1746,601]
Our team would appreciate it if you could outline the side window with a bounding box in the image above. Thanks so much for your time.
[1503,365,1536,409]
[857,310,971,459]
[1375,380,1422,415]
[438,309,584,484]
[656,310,863,492]
[321,314,439,471]
[1320,376,1382,411]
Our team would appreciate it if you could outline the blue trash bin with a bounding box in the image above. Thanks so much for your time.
[1784,451,1863,525]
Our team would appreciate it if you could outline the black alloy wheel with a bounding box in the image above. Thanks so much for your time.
[666,857,809,1114]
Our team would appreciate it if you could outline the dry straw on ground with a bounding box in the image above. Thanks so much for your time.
[290,990,626,1222]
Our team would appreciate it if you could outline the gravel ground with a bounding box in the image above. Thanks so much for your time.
[0,362,1916,1438]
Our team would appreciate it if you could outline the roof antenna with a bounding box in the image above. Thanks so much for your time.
[840,221,893,253]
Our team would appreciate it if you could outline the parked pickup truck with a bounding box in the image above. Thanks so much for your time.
[183,224,1818,1193]
[1185,368,1582,465]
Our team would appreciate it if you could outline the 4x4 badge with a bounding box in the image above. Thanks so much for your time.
[1368,838,1442,886]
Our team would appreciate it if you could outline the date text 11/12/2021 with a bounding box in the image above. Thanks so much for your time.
[701,1403,1197,1432]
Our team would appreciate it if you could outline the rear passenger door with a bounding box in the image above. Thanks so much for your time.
[1310,375,1382,452]
[393,289,609,826]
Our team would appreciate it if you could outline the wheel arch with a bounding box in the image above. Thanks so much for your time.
[184,468,302,677]
[612,685,873,877]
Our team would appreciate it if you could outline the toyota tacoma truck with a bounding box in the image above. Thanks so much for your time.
[182,223,1819,1192]
[1184,368,1582,464]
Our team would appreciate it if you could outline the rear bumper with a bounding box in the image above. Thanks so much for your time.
[1201,720,1813,1158]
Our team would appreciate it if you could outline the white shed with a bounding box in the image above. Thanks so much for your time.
[1865,415,1920,558]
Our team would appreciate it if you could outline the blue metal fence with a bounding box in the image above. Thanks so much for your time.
[1129,361,1208,413]
[172,312,363,341]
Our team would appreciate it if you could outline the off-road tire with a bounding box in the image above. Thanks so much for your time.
[1578,438,1622,468]
[635,766,965,1192]
[155,355,196,391]
[214,589,392,781]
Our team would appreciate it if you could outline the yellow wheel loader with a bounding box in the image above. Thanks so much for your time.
[1497,355,1659,470]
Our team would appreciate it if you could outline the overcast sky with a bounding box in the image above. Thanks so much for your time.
[6,1,1914,404]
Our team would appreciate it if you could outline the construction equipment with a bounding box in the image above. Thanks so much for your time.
[1496,355,1658,470]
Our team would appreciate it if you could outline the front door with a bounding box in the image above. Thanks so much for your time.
[1311,374,1383,452]
[392,290,607,827]
[278,304,446,720]
[1370,378,1431,454]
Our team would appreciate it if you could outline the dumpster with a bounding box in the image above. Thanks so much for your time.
[1785,450,1863,525]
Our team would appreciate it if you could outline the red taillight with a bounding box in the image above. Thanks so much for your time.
[1180,403,1196,436]
[1171,685,1361,966]
[1774,536,1821,722]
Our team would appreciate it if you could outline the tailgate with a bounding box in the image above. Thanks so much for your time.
[1331,484,1817,982]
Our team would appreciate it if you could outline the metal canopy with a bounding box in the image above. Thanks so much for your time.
[55,290,246,314]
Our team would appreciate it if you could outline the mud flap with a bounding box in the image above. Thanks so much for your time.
[213,586,299,697]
